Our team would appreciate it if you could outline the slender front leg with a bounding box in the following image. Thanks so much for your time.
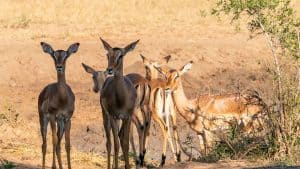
[166,116,176,161]
[153,116,168,167]
[56,119,65,169]
[104,115,112,169]
[65,120,72,169]
[111,119,120,169]
[119,118,131,169]
[40,114,49,169]
[50,117,57,169]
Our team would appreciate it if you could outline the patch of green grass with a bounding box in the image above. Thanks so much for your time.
[0,159,16,169]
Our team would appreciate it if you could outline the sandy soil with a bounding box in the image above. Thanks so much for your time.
[0,1,299,169]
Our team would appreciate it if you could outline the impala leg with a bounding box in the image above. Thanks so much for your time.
[111,119,120,169]
[166,116,176,161]
[130,125,137,161]
[119,118,131,169]
[49,117,57,169]
[153,116,168,167]
[56,119,65,169]
[131,114,142,165]
[170,112,181,162]
[142,107,152,165]
[40,115,49,169]
[197,134,205,156]
[65,120,72,169]
[104,114,112,169]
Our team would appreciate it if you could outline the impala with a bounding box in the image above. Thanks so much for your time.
[99,37,139,169]
[38,42,80,169]
[140,54,181,166]
[155,61,266,154]
[82,63,150,166]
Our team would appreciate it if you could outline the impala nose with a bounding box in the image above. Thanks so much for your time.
[56,66,64,72]
[107,68,113,75]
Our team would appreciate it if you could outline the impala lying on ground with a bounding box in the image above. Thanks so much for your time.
[38,42,80,169]
[155,61,267,154]
[141,54,181,166]
[99,37,139,169]
[82,63,151,166]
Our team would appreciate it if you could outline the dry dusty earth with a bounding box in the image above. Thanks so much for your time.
[0,0,299,169]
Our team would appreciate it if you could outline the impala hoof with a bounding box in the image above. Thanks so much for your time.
[160,154,166,167]
[176,151,181,162]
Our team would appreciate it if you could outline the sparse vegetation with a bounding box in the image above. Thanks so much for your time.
[0,159,16,169]
[212,0,300,163]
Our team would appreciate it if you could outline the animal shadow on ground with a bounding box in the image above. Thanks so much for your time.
[245,166,300,169]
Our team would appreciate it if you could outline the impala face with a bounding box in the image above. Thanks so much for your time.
[40,42,80,73]
[140,54,160,76]
[100,37,139,76]
[156,61,193,93]
[82,63,107,93]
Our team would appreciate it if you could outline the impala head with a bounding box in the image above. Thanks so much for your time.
[155,61,193,93]
[140,54,171,79]
[100,37,139,76]
[82,63,107,93]
[40,42,80,73]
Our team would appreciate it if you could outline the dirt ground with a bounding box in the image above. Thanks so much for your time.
[0,1,299,169]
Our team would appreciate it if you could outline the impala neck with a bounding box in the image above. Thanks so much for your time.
[114,62,124,78]
[172,80,198,122]
[57,71,68,99]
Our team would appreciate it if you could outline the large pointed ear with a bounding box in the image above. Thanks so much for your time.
[100,37,112,51]
[140,54,150,65]
[67,43,80,54]
[163,55,171,63]
[82,63,96,74]
[153,65,168,79]
[123,40,139,54]
[40,42,54,55]
[179,61,193,75]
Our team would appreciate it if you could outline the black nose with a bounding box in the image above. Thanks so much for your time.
[107,68,113,75]
[56,66,64,72]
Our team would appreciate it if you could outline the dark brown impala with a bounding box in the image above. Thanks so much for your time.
[38,42,80,169]
[82,63,151,167]
[99,37,139,169]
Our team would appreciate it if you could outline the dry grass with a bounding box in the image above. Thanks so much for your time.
[0,0,219,40]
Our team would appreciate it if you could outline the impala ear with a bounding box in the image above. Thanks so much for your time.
[154,65,168,79]
[40,42,54,55]
[123,39,139,54]
[140,54,150,65]
[179,61,193,75]
[163,55,171,63]
[67,43,80,54]
[100,37,112,51]
[82,63,95,74]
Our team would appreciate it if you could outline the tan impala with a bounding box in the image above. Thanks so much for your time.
[141,55,181,166]
[155,61,266,154]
